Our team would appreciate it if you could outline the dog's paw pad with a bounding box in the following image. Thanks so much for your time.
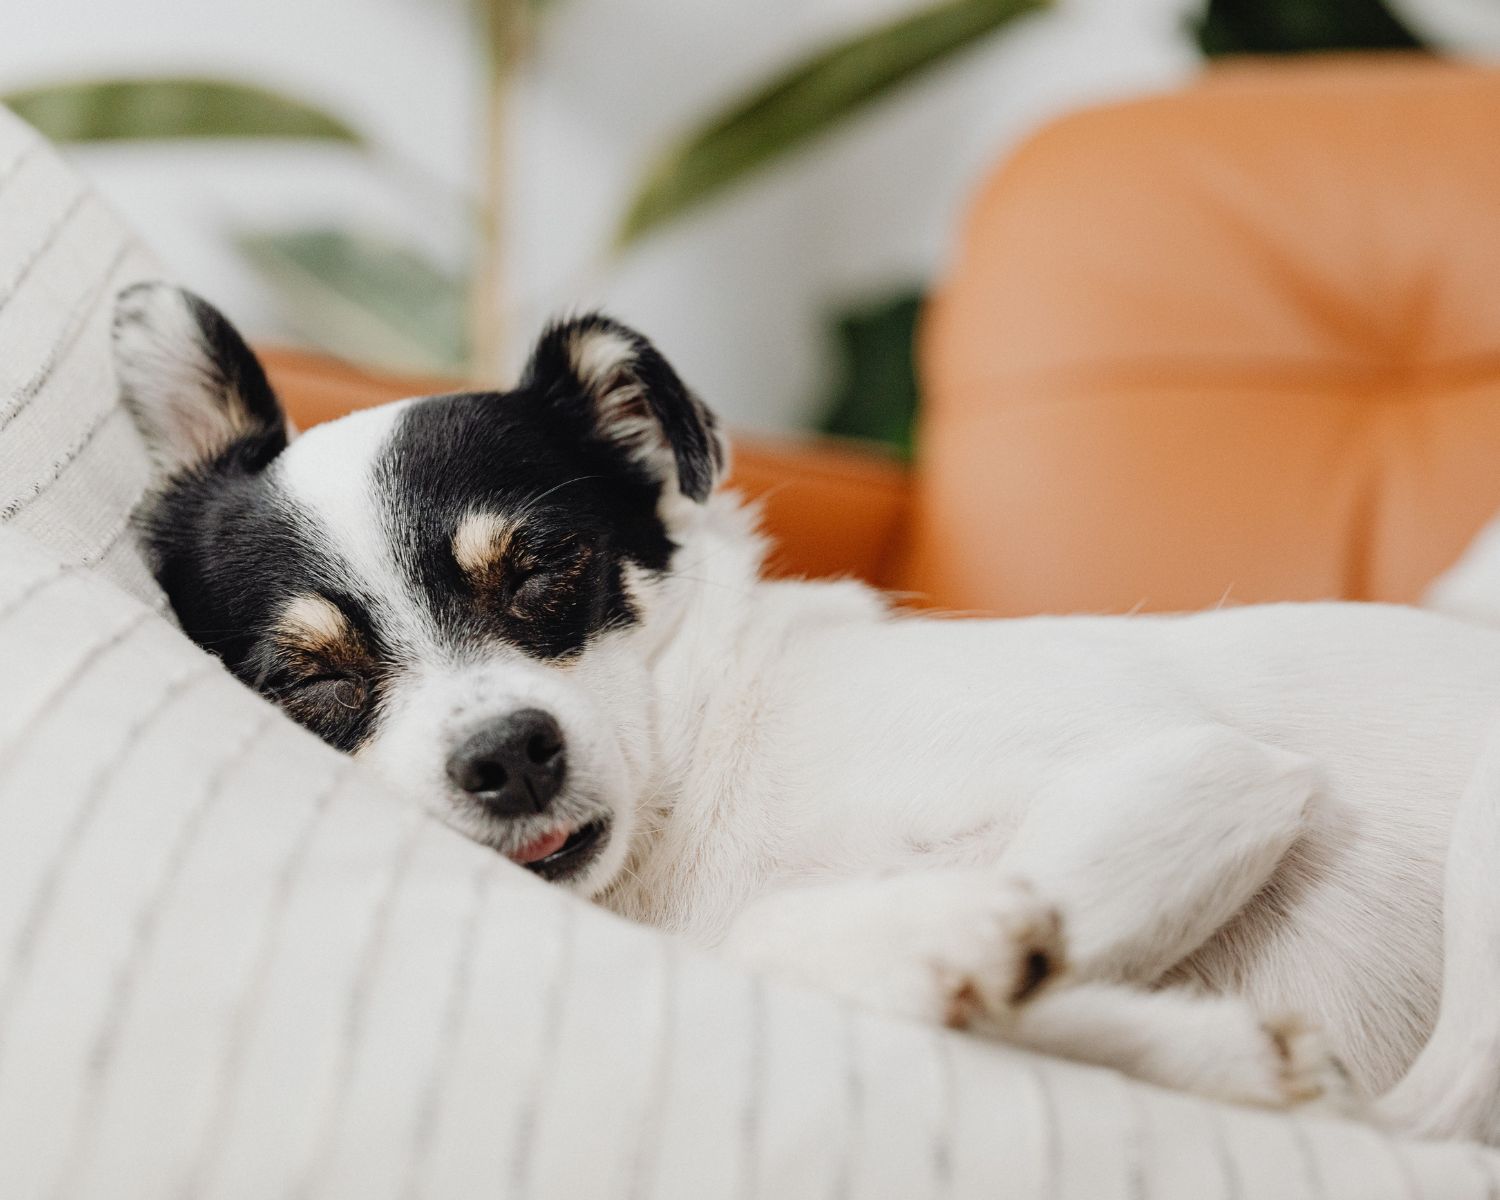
[1013,946,1057,1004]
[940,882,1066,1028]
[944,980,984,1029]
[995,891,1066,1005]
[1262,1016,1362,1114]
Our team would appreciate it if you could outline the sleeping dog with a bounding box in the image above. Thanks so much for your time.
[114,282,1500,1141]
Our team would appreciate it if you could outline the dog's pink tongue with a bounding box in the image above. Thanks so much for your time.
[508,827,571,865]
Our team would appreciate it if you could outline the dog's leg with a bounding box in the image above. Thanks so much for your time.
[1001,981,1358,1113]
[720,727,1332,1104]
[979,728,1356,1111]
[719,869,1066,1029]
[717,867,1356,1113]
[722,727,1316,1023]
[1002,726,1319,985]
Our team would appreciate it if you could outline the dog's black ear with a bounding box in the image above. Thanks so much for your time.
[523,313,726,503]
[112,282,288,484]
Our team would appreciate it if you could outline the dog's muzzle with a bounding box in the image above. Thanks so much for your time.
[446,707,612,882]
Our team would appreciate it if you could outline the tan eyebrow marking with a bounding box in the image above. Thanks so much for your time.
[275,593,354,654]
[452,510,518,578]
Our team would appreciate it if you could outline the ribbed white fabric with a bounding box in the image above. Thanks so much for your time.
[3,103,1499,1199]
[0,112,162,608]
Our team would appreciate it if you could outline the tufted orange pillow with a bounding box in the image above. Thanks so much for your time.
[903,55,1500,616]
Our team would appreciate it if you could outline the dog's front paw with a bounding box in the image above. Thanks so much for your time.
[719,870,1066,1028]
[940,878,1065,1028]
[1153,1000,1364,1115]
[1261,1015,1364,1116]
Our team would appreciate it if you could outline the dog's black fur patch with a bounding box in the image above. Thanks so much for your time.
[179,290,286,463]
[374,388,678,660]
[124,288,721,754]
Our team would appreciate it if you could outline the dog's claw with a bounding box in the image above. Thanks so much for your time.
[1262,1015,1364,1115]
[940,880,1066,1028]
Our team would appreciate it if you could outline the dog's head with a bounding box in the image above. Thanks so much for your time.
[113,282,725,893]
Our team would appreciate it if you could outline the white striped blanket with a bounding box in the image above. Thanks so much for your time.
[2,103,1498,1199]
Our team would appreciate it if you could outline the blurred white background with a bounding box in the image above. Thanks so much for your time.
[4,0,1497,432]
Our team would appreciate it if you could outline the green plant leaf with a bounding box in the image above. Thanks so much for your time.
[1195,0,1425,56]
[236,227,469,374]
[818,287,925,459]
[615,0,1048,249]
[1,77,365,145]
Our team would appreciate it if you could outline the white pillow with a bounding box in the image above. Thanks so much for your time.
[0,107,162,606]
[10,525,1500,1200]
[3,102,1499,1199]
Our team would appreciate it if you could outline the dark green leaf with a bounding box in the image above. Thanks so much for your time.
[2,77,365,145]
[616,0,1049,248]
[236,228,469,374]
[1195,0,1426,56]
[818,287,925,459]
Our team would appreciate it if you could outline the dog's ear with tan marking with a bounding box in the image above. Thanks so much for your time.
[112,282,289,485]
[523,313,726,503]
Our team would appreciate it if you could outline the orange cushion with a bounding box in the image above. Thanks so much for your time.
[904,56,1500,616]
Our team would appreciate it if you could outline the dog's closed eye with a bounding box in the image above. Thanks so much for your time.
[505,540,596,618]
[266,666,374,751]
[286,674,368,710]
[257,593,382,746]
[452,511,594,613]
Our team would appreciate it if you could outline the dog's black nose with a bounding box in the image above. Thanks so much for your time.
[446,709,566,817]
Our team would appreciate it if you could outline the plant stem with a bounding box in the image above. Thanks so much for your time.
[469,0,527,383]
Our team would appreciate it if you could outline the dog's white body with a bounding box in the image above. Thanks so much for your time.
[596,496,1500,1133]
[114,285,1500,1143]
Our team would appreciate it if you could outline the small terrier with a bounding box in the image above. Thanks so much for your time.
[115,282,1500,1140]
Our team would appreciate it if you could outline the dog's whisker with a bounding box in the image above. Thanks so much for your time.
[663,573,755,599]
[509,474,605,523]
